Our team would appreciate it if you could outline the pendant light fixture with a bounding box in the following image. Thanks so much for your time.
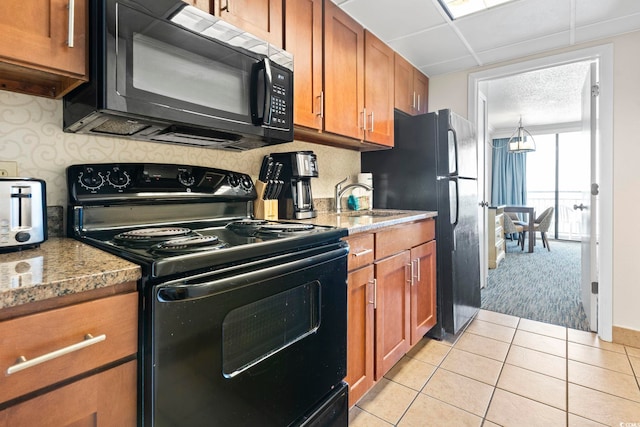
[507,116,536,153]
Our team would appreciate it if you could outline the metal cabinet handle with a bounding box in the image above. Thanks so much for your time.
[417,94,421,112]
[316,91,324,119]
[367,279,375,306]
[352,248,373,257]
[7,334,106,375]
[416,258,421,282]
[360,108,367,131]
[370,111,375,132]
[406,263,413,285]
[221,0,230,12]
[67,0,75,48]
[371,279,377,309]
[412,92,416,109]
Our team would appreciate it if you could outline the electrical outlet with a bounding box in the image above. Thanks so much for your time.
[0,161,18,177]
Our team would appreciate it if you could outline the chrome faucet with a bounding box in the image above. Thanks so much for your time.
[334,176,373,214]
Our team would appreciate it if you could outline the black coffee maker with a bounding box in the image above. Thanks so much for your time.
[270,151,318,219]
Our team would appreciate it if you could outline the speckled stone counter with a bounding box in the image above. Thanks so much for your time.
[0,238,141,312]
[300,209,437,234]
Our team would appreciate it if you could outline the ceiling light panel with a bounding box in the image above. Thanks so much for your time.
[440,0,516,19]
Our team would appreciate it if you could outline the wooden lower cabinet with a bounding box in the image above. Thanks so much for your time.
[345,265,374,407]
[344,218,437,406]
[374,250,411,379]
[0,360,137,427]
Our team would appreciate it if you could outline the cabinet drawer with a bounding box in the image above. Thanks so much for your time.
[0,292,138,404]
[345,233,374,271]
[375,219,435,260]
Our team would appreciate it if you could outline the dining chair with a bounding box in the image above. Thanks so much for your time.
[521,207,555,251]
[503,214,524,250]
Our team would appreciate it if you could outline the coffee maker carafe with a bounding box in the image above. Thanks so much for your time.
[270,151,318,219]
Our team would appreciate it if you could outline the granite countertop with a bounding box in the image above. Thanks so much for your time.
[0,238,141,311]
[301,209,437,234]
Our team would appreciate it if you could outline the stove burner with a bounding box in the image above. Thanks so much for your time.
[115,227,192,240]
[150,235,228,254]
[255,223,315,238]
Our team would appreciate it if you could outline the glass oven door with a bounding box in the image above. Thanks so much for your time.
[148,243,348,427]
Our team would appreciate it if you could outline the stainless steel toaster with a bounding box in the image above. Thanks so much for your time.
[0,178,47,251]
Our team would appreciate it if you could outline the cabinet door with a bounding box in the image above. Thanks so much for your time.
[184,0,211,13]
[0,0,86,76]
[214,0,283,47]
[345,265,374,407]
[324,0,365,140]
[284,0,323,130]
[410,240,437,345]
[364,31,394,147]
[374,251,411,380]
[394,53,414,115]
[414,70,429,115]
[0,360,137,427]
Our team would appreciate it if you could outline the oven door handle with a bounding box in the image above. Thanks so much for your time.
[156,245,348,302]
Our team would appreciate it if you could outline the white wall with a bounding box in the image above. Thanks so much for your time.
[0,92,360,207]
[428,30,640,332]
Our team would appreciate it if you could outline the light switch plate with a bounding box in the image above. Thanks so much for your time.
[0,161,18,177]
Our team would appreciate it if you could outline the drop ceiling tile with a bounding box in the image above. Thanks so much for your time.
[389,25,468,67]
[339,0,447,41]
[575,0,640,26]
[455,0,571,52]
[419,55,479,76]
[575,14,640,44]
[476,31,569,66]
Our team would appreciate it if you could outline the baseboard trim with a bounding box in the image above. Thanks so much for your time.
[612,326,640,348]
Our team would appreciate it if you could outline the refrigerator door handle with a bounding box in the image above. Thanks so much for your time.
[448,128,459,176]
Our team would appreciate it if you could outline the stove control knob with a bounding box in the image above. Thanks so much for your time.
[178,170,195,187]
[79,167,104,191]
[228,174,240,187]
[241,176,253,191]
[107,167,130,189]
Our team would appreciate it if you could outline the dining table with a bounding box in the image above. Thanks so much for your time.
[504,205,536,253]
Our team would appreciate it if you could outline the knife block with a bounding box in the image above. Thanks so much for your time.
[254,180,278,220]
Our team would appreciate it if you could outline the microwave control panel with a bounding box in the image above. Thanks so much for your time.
[269,69,291,130]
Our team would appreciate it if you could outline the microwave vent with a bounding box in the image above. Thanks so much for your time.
[92,119,150,136]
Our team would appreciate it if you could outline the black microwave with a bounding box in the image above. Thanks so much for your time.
[63,0,293,151]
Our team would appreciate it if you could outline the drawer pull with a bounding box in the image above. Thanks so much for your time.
[7,334,106,375]
[352,248,373,257]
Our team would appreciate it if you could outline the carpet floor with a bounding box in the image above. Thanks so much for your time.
[482,238,590,331]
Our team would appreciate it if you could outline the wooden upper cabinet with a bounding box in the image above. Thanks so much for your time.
[323,0,365,141]
[364,31,394,147]
[183,0,211,13]
[394,53,429,115]
[213,0,283,47]
[0,0,88,98]
[284,0,323,130]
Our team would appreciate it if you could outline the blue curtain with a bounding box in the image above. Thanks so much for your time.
[491,138,527,206]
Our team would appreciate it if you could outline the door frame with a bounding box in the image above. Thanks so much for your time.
[467,44,613,341]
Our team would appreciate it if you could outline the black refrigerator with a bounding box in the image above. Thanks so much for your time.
[361,109,480,339]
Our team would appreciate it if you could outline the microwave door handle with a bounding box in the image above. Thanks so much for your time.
[250,57,273,125]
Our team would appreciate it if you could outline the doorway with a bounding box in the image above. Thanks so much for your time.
[469,44,613,340]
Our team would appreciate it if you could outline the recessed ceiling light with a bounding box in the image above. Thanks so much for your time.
[438,0,516,19]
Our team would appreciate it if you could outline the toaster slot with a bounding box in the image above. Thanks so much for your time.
[11,185,32,228]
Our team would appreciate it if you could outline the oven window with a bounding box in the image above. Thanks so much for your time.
[222,281,321,377]
[132,33,248,115]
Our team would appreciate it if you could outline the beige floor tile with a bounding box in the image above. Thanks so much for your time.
[349,406,393,427]
[454,332,510,361]
[440,348,504,386]
[422,368,494,417]
[397,393,482,427]
[482,422,502,427]
[569,383,640,426]
[568,342,634,374]
[505,345,566,380]
[567,328,626,353]
[630,356,640,378]
[465,319,516,343]
[475,309,520,328]
[627,346,640,358]
[355,378,418,425]
[497,364,566,410]
[567,414,607,427]
[406,338,452,366]
[518,318,567,340]
[568,359,640,403]
[485,388,566,427]
[512,329,567,357]
[384,355,437,391]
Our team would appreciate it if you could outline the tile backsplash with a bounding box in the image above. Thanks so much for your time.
[0,91,360,209]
